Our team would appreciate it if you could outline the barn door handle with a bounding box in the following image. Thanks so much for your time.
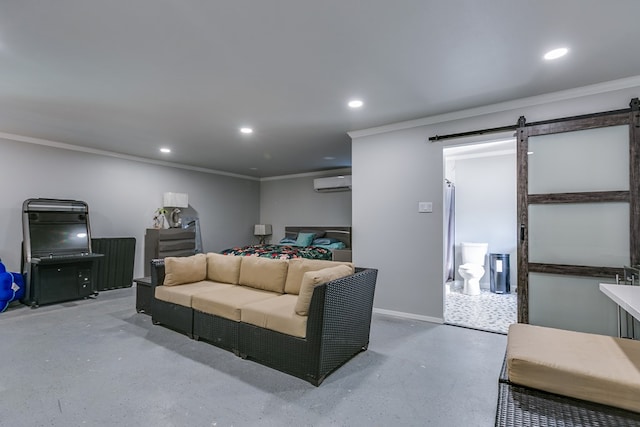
[520,224,526,242]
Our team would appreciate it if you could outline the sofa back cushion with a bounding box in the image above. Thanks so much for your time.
[238,256,289,293]
[207,253,242,284]
[284,258,354,295]
[163,253,207,286]
[295,265,353,316]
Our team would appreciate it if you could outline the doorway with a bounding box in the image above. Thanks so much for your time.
[443,138,518,334]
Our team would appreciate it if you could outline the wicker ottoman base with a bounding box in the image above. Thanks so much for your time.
[496,357,640,426]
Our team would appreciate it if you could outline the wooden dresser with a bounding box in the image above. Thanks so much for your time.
[143,228,196,275]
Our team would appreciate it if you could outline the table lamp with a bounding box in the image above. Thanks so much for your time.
[163,192,189,228]
[254,224,272,244]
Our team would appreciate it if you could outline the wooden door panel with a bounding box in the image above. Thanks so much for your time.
[517,99,640,332]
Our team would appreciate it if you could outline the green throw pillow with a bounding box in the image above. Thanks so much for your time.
[295,232,315,246]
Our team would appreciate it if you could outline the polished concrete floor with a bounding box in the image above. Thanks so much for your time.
[0,287,507,426]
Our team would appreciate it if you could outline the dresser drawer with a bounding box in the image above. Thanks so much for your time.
[158,239,196,252]
[332,249,352,262]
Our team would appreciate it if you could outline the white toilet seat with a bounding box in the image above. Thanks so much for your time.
[459,263,484,275]
[459,242,488,296]
[458,263,485,296]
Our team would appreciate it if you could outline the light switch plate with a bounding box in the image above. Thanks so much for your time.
[418,202,433,213]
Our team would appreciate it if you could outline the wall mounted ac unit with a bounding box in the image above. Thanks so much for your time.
[313,175,352,192]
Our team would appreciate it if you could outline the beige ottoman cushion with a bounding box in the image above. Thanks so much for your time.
[295,264,353,316]
[238,256,289,293]
[507,323,640,413]
[241,294,307,338]
[192,285,279,321]
[163,253,207,286]
[284,258,354,295]
[207,252,242,284]
[155,281,232,307]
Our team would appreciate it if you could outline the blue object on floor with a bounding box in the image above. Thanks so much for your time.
[0,260,25,312]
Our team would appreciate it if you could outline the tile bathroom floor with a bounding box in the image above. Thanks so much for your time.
[445,284,517,334]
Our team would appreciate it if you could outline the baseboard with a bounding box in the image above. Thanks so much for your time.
[373,308,443,324]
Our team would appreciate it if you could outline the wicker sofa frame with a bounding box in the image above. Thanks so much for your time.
[495,356,640,427]
[149,259,378,386]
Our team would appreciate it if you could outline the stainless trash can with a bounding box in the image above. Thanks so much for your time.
[489,253,510,294]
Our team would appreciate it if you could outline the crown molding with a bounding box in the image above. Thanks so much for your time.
[0,131,352,182]
[348,75,640,139]
[260,167,352,182]
[0,131,260,181]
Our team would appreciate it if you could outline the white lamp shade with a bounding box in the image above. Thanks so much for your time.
[254,224,272,236]
[163,192,189,208]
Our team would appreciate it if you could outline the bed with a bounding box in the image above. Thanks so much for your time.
[221,226,351,261]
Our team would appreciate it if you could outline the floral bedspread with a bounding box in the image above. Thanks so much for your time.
[220,244,332,260]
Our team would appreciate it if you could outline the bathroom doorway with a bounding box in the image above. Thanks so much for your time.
[443,138,518,334]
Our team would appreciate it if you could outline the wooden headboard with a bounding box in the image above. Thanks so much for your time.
[285,226,352,248]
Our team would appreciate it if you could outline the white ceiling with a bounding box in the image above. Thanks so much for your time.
[1,1,639,178]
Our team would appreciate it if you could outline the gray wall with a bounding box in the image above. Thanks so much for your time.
[259,170,352,242]
[452,151,517,288]
[351,83,640,327]
[0,138,260,277]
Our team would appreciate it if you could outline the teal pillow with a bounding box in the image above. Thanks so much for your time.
[325,241,346,249]
[315,242,346,250]
[295,232,316,246]
[312,237,343,245]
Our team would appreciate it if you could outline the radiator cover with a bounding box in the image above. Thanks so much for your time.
[91,238,136,290]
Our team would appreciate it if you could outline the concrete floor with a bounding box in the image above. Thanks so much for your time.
[0,287,507,426]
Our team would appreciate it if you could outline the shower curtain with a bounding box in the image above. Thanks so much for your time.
[444,180,455,282]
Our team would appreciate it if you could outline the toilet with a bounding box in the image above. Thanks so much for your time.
[458,242,488,296]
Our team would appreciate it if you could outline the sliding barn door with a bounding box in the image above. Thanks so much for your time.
[517,99,640,335]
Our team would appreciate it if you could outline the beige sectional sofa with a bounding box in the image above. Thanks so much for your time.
[149,253,378,385]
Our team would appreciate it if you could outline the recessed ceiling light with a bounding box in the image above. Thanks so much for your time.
[323,156,336,160]
[249,167,258,170]
[160,147,171,153]
[348,99,363,108]
[240,127,253,134]
[543,47,568,60]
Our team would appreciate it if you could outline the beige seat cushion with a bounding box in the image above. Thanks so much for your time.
[238,256,289,293]
[155,281,233,307]
[295,265,353,316]
[192,285,280,321]
[241,294,307,338]
[284,258,354,295]
[207,252,242,284]
[163,253,207,286]
[507,323,640,413]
